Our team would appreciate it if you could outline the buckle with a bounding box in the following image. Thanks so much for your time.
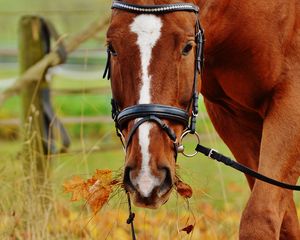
[192,111,198,117]
[208,148,218,159]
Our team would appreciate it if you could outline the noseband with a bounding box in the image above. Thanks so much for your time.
[103,1,205,155]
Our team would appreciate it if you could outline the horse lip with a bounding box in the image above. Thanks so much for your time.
[123,180,138,195]
[123,176,171,206]
[129,185,172,209]
[157,184,172,198]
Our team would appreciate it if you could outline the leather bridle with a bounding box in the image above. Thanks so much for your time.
[103,1,205,155]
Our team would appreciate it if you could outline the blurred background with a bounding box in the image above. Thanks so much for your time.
[0,0,298,239]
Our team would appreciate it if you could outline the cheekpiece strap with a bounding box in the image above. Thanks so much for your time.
[112,1,199,14]
[103,48,111,80]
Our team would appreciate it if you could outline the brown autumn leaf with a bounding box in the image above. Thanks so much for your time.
[87,170,116,213]
[63,176,89,201]
[87,180,112,213]
[93,169,113,185]
[64,169,119,213]
[175,179,193,198]
[180,224,194,234]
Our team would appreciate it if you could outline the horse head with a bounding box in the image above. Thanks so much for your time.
[104,0,203,208]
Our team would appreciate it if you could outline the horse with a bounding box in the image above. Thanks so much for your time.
[104,0,300,239]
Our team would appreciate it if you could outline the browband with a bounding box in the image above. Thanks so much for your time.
[112,1,199,14]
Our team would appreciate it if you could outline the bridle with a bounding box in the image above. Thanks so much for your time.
[103,0,205,157]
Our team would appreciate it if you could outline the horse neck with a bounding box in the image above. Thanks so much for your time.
[197,0,295,55]
[197,0,237,53]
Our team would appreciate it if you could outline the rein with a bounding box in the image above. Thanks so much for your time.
[195,144,300,191]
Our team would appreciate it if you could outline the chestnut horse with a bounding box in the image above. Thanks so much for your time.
[105,0,300,239]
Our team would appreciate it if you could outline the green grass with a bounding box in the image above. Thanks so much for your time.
[0,65,17,78]
[0,134,246,208]
[51,74,109,90]
[54,94,110,116]
[0,96,21,116]
[0,133,246,239]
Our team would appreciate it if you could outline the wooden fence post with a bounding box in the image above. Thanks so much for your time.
[18,16,51,206]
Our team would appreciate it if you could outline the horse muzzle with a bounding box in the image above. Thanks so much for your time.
[123,166,173,209]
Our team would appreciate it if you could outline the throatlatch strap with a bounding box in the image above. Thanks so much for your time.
[196,144,300,191]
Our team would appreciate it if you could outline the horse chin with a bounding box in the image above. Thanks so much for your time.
[130,188,173,209]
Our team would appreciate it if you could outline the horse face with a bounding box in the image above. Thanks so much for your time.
[107,6,199,208]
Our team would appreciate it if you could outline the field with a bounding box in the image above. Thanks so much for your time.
[0,1,299,239]
[0,75,249,239]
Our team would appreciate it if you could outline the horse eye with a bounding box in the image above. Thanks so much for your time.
[182,43,193,56]
[108,43,117,56]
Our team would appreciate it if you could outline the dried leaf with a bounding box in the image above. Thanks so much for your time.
[87,169,118,213]
[64,169,118,213]
[93,169,113,185]
[180,224,194,234]
[88,180,112,213]
[63,176,89,201]
[175,180,193,198]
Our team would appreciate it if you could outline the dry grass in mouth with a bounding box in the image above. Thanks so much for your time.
[63,169,211,238]
[63,169,195,212]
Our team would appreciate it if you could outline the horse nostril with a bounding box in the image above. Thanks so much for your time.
[159,167,173,195]
[123,167,135,191]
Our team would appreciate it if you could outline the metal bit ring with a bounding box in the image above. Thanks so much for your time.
[178,130,200,157]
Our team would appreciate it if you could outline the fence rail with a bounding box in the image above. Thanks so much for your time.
[0,48,107,58]
[52,87,110,95]
[0,10,103,15]
[0,113,209,126]
[0,115,112,126]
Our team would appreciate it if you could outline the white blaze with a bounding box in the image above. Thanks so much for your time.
[130,15,162,197]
